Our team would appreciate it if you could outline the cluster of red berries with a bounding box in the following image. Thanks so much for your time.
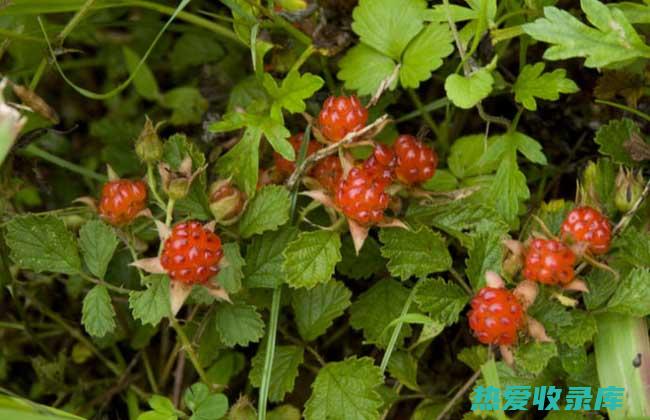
[523,206,612,286]
[468,206,612,346]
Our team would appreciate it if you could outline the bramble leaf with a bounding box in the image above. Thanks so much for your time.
[81,285,116,338]
[283,230,341,289]
[6,215,81,274]
[129,275,171,326]
[594,118,640,165]
[337,235,386,280]
[400,23,454,88]
[379,227,452,280]
[238,185,290,238]
[78,220,119,279]
[514,342,558,375]
[387,351,419,391]
[304,357,383,420]
[250,345,304,402]
[215,243,245,294]
[465,227,506,289]
[290,280,352,341]
[123,46,160,101]
[183,383,229,420]
[606,268,650,317]
[161,87,208,126]
[215,126,262,197]
[244,227,298,288]
[263,71,324,115]
[513,63,579,111]
[444,67,494,109]
[337,44,397,96]
[215,303,264,347]
[413,278,469,326]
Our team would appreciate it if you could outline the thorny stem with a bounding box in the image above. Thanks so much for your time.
[285,114,390,189]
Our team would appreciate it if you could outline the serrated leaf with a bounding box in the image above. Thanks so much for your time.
[283,230,341,289]
[522,0,650,68]
[594,118,640,165]
[584,267,618,311]
[123,46,160,101]
[560,344,588,377]
[215,243,244,294]
[183,383,229,420]
[6,215,81,274]
[215,303,264,347]
[349,279,412,348]
[615,227,650,268]
[400,23,454,88]
[290,280,352,341]
[558,311,597,347]
[238,185,290,238]
[488,151,529,226]
[444,68,494,109]
[78,220,119,279]
[379,227,451,280]
[336,235,385,280]
[351,0,427,60]
[216,126,261,197]
[263,70,324,114]
[304,357,383,420]
[465,227,506,289]
[458,346,489,371]
[513,63,579,111]
[161,87,208,126]
[606,268,650,317]
[249,345,304,402]
[338,44,397,96]
[514,342,557,375]
[129,275,171,326]
[528,294,572,338]
[413,278,469,326]
[386,351,419,391]
[244,227,298,288]
[81,285,116,338]
[447,134,499,179]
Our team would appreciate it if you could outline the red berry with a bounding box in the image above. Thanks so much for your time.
[318,95,368,142]
[560,206,612,255]
[161,221,224,285]
[363,144,395,184]
[523,238,576,285]
[468,287,524,345]
[98,179,148,226]
[274,132,321,176]
[393,135,437,185]
[312,155,343,193]
[335,166,389,225]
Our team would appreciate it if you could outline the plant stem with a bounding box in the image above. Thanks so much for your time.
[395,98,448,123]
[169,317,214,390]
[258,287,281,420]
[379,288,415,374]
[147,163,166,210]
[20,144,107,182]
[406,89,441,139]
[78,271,132,294]
[142,349,159,394]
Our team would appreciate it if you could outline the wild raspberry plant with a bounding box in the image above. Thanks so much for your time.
[1,0,650,419]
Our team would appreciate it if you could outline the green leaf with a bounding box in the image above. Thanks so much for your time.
[558,310,598,347]
[584,267,618,311]
[594,118,640,165]
[290,280,352,341]
[244,227,298,289]
[615,227,650,268]
[249,345,304,402]
[351,0,428,60]
[161,87,208,126]
[129,275,171,326]
[447,134,500,179]
[283,230,341,289]
[400,23,454,88]
[123,46,160,101]
[522,0,650,68]
[349,279,412,347]
[257,115,293,160]
[239,185,290,238]
[514,342,558,375]
[171,33,225,72]
[444,67,494,109]
[139,395,179,420]
[338,44,397,96]
[267,405,301,420]
[78,220,119,279]
[488,151,529,226]
[5,215,81,274]
[513,63,579,111]
[81,285,116,338]
[458,345,489,371]
[216,126,261,197]
[413,278,469,326]
[336,235,385,280]
[386,351,419,391]
[183,383,229,420]
[215,243,245,294]
[560,344,588,377]
[606,268,650,317]
[379,227,451,281]
[304,357,383,420]
[465,227,506,289]
[215,303,264,347]
[263,71,324,114]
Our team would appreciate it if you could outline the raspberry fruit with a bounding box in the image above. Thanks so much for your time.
[318,95,368,142]
[468,287,524,345]
[363,144,395,184]
[161,221,224,284]
[335,166,389,225]
[393,135,437,185]
[523,238,576,285]
[560,206,612,255]
[98,179,148,226]
[274,132,321,176]
[312,155,343,192]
